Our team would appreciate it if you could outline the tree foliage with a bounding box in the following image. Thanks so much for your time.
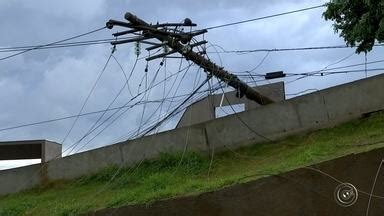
[323,0,384,53]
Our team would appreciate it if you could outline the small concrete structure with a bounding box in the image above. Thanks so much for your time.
[177,82,285,128]
[0,140,61,163]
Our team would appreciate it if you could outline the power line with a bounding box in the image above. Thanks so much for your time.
[214,78,272,141]
[285,68,384,77]
[74,62,169,151]
[141,77,211,136]
[155,59,169,133]
[109,13,274,105]
[221,106,271,142]
[5,40,384,56]
[283,58,384,85]
[77,90,216,207]
[111,90,205,143]
[2,39,383,55]
[236,68,384,81]
[117,64,197,141]
[0,65,194,134]
[0,37,384,58]
[234,59,384,77]
[65,56,139,155]
[0,4,356,60]
[111,68,215,143]
[318,59,384,72]
[0,26,106,61]
[237,68,384,86]
[205,4,325,30]
[111,54,137,97]
[283,51,356,85]
[135,87,210,138]
[137,59,163,136]
[0,37,136,53]
[1,4,324,56]
[64,60,186,153]
[60,50,113,146]
[66,62,195,153]
[164,59,190,113]
[0,96,199,134]
[208,44,384,53]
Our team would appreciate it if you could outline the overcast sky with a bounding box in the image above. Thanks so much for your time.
[1,0,383,169]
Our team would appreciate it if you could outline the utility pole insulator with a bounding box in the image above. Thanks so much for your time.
[107,13,275,105]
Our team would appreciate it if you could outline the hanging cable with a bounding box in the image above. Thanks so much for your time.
[205,4,325,30]
[66,56,140,155]
[60,48,113,147]
[141,77,211,137]
[0,26,106,62]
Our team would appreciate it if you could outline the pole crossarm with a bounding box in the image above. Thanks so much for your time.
[106,12,275,105]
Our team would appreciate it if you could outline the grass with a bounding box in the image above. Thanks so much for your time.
[1,112,384,215]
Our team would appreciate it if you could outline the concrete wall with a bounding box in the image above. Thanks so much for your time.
[0,164,42,195]
[1,74,384,196]
[177,82,285,128]
[205,74,384,150]
[46,125,207,181]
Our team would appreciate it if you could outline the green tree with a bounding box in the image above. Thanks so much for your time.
[323,0,384,53]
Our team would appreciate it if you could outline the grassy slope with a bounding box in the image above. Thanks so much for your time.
[1,112,384,216]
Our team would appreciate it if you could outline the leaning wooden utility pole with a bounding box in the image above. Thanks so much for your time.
[106,12,274,105]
